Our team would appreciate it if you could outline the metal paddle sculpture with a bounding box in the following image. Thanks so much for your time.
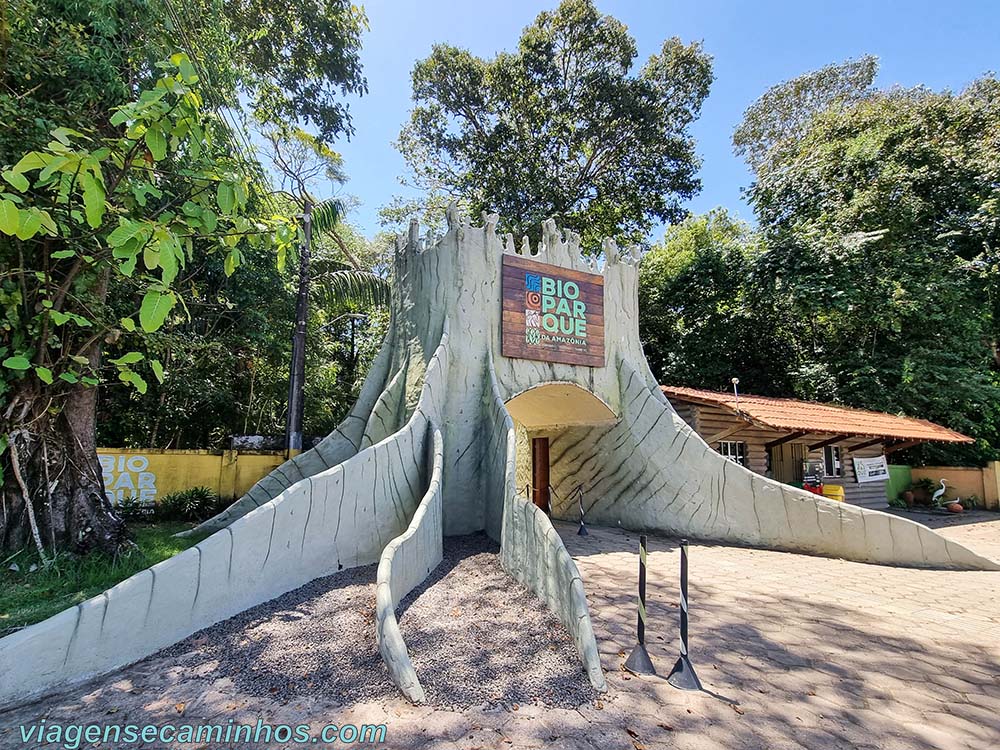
[667,539,703,690]
[624,535,656,675]
[574,485,589,536]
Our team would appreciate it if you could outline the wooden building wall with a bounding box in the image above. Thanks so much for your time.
[692,403,772,476]
[673,401,889,510]
[806,444,888,509]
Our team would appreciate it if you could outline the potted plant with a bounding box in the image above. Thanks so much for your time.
[909,478,935,506]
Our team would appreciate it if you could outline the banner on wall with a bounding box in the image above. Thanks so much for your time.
[854,455,889,483]
[500,254,605,367]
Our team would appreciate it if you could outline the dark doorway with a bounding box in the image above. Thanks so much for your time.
[531,437,550,513]
[770,442,806,484]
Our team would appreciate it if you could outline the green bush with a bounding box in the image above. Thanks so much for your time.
[116,495,155,521]
[156,487,223,522]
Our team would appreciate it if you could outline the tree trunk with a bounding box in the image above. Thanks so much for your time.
[2,381,127,557]
[286,200,312,453]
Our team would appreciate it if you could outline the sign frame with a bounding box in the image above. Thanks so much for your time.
[500,254,605,368]
[854,455,889,484]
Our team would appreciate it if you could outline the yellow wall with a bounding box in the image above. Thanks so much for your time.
[97,448,285,505]
[910,463,1000,510]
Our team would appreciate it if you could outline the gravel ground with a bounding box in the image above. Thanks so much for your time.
[398,533,596,709]
[157,534,593,710]
[161,563,398,705]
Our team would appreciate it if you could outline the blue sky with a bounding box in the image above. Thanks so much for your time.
[331,0,999,240]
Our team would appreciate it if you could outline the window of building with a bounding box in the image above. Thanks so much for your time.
[719,441,747,467]
[823,445,842,477]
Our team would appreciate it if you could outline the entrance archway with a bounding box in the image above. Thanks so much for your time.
[505,382,618,513]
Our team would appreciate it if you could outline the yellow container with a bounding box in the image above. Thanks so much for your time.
[822,484,846,502]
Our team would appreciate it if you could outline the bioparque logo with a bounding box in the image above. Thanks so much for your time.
[524,272,588,346]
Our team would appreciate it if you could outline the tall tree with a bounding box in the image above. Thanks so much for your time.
[219,0,368,143]
[0,0,367,556]
[638,209,798,393]
[745,77,1000,464]
[0,57,296,556]
[732,55,877,174]
[395,0,713,249]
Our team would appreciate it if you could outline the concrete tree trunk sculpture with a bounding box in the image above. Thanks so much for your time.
[2,207,996,709]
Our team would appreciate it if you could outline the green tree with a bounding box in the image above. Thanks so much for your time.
[638,209,797,392]
[745,77,1000,464]
[0,57,296,556]
[0,0,368,556]
[95,230,389,450]
[1,0,368,157]
[218,0,368,143]
[733,55,877,174]
[394,0,713,249]
[94,137,391,453]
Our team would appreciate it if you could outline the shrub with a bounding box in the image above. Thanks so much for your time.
[909,478,935,506]
[156,487,223,522]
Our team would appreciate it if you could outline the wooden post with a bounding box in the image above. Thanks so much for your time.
[531,437,550,512]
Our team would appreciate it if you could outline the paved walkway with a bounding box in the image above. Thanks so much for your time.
[2,515,998,749]
[559,516,1000,749]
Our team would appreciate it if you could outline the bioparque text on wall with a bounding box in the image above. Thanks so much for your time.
[97,448,285,506]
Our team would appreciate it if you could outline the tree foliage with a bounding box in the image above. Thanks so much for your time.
[1,55,294,404]
[733,55,877,173]
[0,0,369,556]
[395,0,713,249]
[219,0,368,143]
[96,236,388,450]
[644,74,1000,465]
[639,209,798,393]
[747,78,1000,464]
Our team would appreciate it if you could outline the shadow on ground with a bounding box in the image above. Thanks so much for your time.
[3,522,998,750]
[561,522,1000,750]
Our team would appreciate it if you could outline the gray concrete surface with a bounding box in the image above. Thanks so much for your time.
[377,423,446,703]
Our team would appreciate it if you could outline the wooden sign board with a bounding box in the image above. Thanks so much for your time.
[501,254,605,367]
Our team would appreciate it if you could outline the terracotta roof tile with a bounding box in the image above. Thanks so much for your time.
[661,386,973,444]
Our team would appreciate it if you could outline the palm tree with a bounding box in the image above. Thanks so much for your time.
[264,129,392,451]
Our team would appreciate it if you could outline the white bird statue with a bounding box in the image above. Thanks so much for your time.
[931,479,947,507]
